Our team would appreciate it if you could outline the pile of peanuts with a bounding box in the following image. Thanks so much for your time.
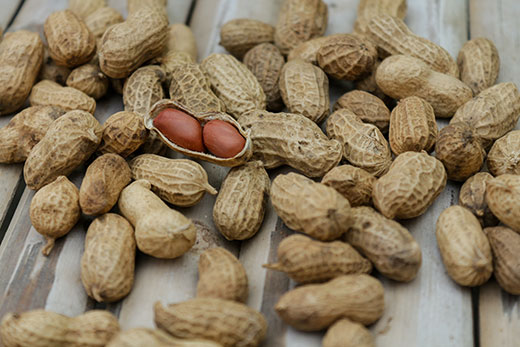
[0,0,519,346]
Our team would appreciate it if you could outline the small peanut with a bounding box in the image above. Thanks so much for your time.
[353,0,407,35]
[457,37,499,95]
[459,172,498,227]
[123,65,166,117]
[333,90,390,133]
[98,111,148,157]
[322,165,376,207]
[203,120,246,158]
[486,174,520,233]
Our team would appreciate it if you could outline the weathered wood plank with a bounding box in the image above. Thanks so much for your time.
[0,0,22,30]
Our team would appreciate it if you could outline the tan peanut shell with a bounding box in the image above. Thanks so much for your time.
[29,176,80,256]
[219,19,275,59]
[30,80,96,114]
[44,10,96,68]
[367,15,458,76]
[39,47,71,85]
[275,274,384,330]
[154,298,267,347]
[271,172,350,240]
[201,53,266,119]
[435,122,485,181]
[106,328,222,347]
[123,65,166,117]
[486,174,520,232]
[164,24,198,61]
[322,165,376,207]
[344,206,422,281]
[213,161,269,240]
[333,90,390,133]
[238,109,342,177]
[98,111,147,157]
[81,213,135,302]
[323,318,375,347]
[127,0,167,17]
[66,63,109,99]
[197,247,248,302]
[0,30,43,115]
[79,154,131,215]
[436,205,493,286]
[158,51,195,80]
[84,7,124,40]
[353,0,407,35]
[487,130,520,176]
[457,37,499,95]
[450,82,520,146]
[24,110,102,190]
[485,226,520,295]
[376,55,472,117]
[243,43,285,111]
[118,180,196,259]
[326,108,391,177]
[317,34,378,80]
[263,234,372,283]
[129,154,217,207]
[287,35,340,64]
[0,309,119,347]
[69,0,106,19]
[373,151,447,219]
[274,0,328,55]
[389,96,437,155]
[459,172,498,227]
[0,106,64,164]
[279,59,329,123]
[99,8,168,78]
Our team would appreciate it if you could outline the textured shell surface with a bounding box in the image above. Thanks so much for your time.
[486,226,520,295]
[459,172,498,227]
[323,318,375,347]
[127,0,167,16]
[486,174,520,233]
[123,65,166,117]
[69,0,107,19]
[287,35,340,65]
[159,51,195,79]
[333,90,390,133]
[106,328,222,347]
[98,111,148,157]
[29,80,96,114]
[164,24,198,61]
[66,63,109,100]
[85,7,124,39]
[353,0,407,35]
[322,165,376,207]
[487,130,520,176]
[219,19,275,59]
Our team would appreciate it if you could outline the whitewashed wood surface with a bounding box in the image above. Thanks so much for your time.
[0,0,518,346]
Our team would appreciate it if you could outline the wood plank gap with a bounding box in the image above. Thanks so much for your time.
[4,0,25,31]
[185,0,198,25]
[472,287,480,347]
[0,174,25,244]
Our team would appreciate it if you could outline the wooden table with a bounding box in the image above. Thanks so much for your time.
[0,0,519,346]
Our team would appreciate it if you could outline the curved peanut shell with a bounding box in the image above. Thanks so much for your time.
[123,65,166,117]
[81,213,135,302]
[459,172,498,227]
[457,37,499,95]
[487,130,520,176]
[323,319,375,347]
[84,7,124,40]
[486,174,520,232]
[30,80,96,114]
[66,63,108,100]
[219,19,275,59]
[98,111,148,157]
[486,226,520,295]
[333,90,390,133]
[322,165,376,207]
[106,328,222,347]
[353,0,407,35]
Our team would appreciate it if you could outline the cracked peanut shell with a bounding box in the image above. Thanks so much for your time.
[486,174,520,233]
[487,130,520,176]
[333,90,390,133]
[219,19,275,59]
[486,226,520,295]
[459,172,498,227]
[322,165,376,207]
[457,37,499,95]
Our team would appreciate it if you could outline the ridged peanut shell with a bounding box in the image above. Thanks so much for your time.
[106,328,222,347]
[459,172,498,227]
[98,111,147,157]
[164,24,198,61]
[154,298,267,347]
[127,0,167,17]
[158,51,195,79]
[123,65,166,117]
[353,0,407,35]
[333,90,390,133]
[30,80,96,114]
[486,174,520,232]
[66,63,109,99]
[84,7,124,40]
[322,165,376,207]
[323,319,375,347]
[69,0,106,19]
[486,226,520,295]
[219,19,275,59]
[457,37,499,95]
[287,35,340,64]
[487,130,520,176]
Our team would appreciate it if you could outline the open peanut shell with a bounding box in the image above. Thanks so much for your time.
[144,99,253,167]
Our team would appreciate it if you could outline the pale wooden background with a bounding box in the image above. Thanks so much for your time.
[0,0,519,346]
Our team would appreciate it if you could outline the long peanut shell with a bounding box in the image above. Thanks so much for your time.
[219,19,275,59]
[30,80,96,114]
[66,63,109,100]
[353,0,407,35]
[123,65,166,117]
[333,90,390,133]
[486,174,520,232]
[457,37,499,95]
[98,111,148,157]
[486,226,520,295]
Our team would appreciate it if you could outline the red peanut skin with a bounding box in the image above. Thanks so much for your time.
[153,108,204,152]
[203,120,245,158]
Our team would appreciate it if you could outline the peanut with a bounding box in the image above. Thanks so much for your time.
[323,318,375,347]
[203,119,247,158]
[66,63,109,99]
[106,328,222,347]
[287,35,340,64]
[238,109,342,177]
[98,111,147,157]
[129,154,217,207]
[326,108,391,177]
[68,0,106,19]
[164,24,198,61]
[459,172,498,227]
[159,51,195,81]
[24,110,102,190]
[485,226,520,295]
[353,0,407,35]
[29,176,80,256]
[457,37,499,95]
[271,172,350,240]
[263,234,372,283]
[373,151,447,219]
[197,247,248,302]
[487,130,520,176]
[275,274,384,330]
[84,7,124,40]
[333,90,390,133]
[118,180,196,259]
[219,19,275,59]
[322,165,376,207]
[486,174,520,233]
[30,80,96,114]
[279,59,329,123]
[152,108,204,152]
[213,161,269,240]
[81,213,135,302]
[123,65,166,117]
[38,46,71,84]
[154,298,267,347]
[127,0,167,17]
[436,205,493,286]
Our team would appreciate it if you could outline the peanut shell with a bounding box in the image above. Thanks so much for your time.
[459,172,498,227]
[353,0,407,35]
[487,130,520,176]
[98,111,147,157]
[287,35,340,64]
[127,0,167,17]
[123,65,166,117]
[164,24,198,61]
[219,19,275,59]
[158,51,195,80]
[69,0,106,19]
[486,226,520,295]
[457,37,499,95]
[84,7,124,40]
[66,63,109,99]
[106,328,222,347]
[322,165,376,207]
[486,174,520,232]
[333,90,390,133]
[30,80,96,114]
[323,318,375,347]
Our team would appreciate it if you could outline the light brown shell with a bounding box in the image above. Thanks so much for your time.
[44,10,96,68]
[333,90,390,133]
[197,247,248,302]
[127,0,167,17]
[322,165,376,207]
[367,15,458,77]
[24,110,102,190]
[436,205,493,286]
[129,154,217,207]
[271,172,351,241]
[99,8,168,78]
[30,80,96,114]
[287,35,340,64]
[106,328,222,347]
[326,108,391,177]
[79,154,131,215]
[154,298,267,347]
[39,46,71,85]
[66,63,109,99]
[457,37,499,95]
[373,151,447,219]
[0,106,65,163]
[0,309,119,347]
[376,55,472,118]
[263,234,372,284]
[243,43,285,111]
[274,0,328,55]
[123,65,166,117]
[158,51,195,80]
[353,0,407,35]
[275,274,384,331]
[118,180,196,259]
[98,111,148,157]
[0,30,43,115]
[323,318,375,347]
[29,176,80,256]
[219,19,275,59]
[68,0,106,19]
[486,226,520,295]
[459,172,498,227]
[81,213,135,302]
[201,53,266,119]
[344,206,422,282]
[487,130,520,176]
[279,59,329,123]
[317,34,378,80]
[213,161,270,240]
[238,109,342,177]
[84,7,124,40]
[164,24,198,61]
[486,174,520,233]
